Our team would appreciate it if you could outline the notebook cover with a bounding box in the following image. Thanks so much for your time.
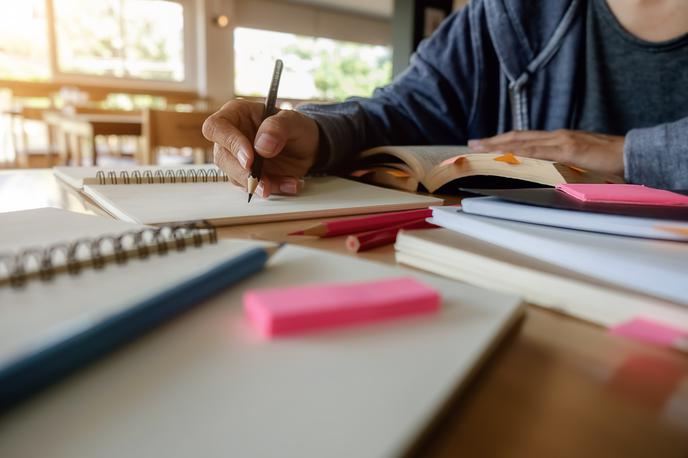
[462,188,688,221]
[556,184,688,206]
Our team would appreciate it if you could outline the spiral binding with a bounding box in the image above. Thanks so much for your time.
[0,221,217,288]
[94,168,230,185]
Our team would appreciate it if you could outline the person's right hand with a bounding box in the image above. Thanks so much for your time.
[202,99,320,198]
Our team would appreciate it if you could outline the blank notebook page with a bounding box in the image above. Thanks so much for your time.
[83,176,443,225]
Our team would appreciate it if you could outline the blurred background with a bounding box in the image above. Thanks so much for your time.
[0,0,467,168]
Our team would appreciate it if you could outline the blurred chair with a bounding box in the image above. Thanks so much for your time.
[65,106,142,162]
[10,106,57,168]
[141,109,214,165]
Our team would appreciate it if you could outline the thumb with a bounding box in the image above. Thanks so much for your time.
[253,109,307,159]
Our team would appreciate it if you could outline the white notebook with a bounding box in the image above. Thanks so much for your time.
[1,222,523,458]
[0,208,273,405]
[81,174,442,226]
[431,206,688,305]
[461,196,688,241]
[53,164,222,190]
[396,228,688,330]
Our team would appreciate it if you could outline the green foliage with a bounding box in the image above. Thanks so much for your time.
[283,37,392,102]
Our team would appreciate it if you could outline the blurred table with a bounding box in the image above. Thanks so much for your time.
[43,111,142,166]
[1,169,687,458]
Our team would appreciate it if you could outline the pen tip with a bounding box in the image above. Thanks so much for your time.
[247,193,253,203]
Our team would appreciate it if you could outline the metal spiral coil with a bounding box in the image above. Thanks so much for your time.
[0,221,217,288]
[95,168,229,185]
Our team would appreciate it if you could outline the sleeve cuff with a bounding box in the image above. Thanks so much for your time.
[623,117,688,189]
[297,103,359,174]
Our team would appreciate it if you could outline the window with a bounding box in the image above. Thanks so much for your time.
[53,0,185,82]
[0,0,50,81]
[0,0,190,85]
[234,27,392,102]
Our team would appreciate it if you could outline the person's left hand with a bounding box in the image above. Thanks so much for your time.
[468,129,625,176]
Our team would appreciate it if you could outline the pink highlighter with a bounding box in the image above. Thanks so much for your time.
[243,277,441,338]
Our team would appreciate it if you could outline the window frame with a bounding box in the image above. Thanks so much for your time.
[44,0,198,91]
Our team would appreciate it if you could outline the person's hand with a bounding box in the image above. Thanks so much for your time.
[202,99,320,198]
[468,129,626,176]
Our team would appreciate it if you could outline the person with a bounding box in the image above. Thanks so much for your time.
[202,0,688,198]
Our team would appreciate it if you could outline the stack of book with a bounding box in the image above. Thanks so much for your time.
[395,184,688,351]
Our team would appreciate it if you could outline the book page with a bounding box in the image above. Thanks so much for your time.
[424,153,566,192]
[359,145,471,178]
[83,176,443,226]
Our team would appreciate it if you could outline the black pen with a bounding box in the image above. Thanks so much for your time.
[247,59,283,203]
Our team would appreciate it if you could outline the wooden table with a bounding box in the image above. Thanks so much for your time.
[1,169,687,458]
[43,111,142,166]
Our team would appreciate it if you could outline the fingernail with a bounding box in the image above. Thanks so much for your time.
[279,178,298,194]
[468,140,484,150]
[255,133,280,155]
[256,182,266,198]
[237,150,248,169]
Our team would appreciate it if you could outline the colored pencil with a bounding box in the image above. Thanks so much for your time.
[345,218,436,253]
[291,208,433,237]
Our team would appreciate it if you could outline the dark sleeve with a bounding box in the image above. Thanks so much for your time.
[297,3,484,172]
[624,116,688,189]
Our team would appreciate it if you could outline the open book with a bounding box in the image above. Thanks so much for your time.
[354,146,624,192]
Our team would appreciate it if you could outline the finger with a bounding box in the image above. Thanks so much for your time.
[214,144,249,188]
[469,130,556,150]
[265,175,300,195]
[253,110,307,159]
[203,114,254,170]
[511,145,566,161]
[215,145,275,198]
[478,136,564,152]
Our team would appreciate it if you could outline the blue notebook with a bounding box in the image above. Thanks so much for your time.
[0,208,273,410]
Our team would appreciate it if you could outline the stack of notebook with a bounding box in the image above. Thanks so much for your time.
[395,185,688,350]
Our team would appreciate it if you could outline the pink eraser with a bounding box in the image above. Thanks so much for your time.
[611,318,688,350]
[556,184,688,206]
[243,276,441,338]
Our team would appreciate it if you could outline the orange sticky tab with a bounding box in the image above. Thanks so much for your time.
[568,165,587,173]
[351,169,374,178]
[440,155,466,167]
[383,169,411,178]
[494,152,521,165]
[655,226,688,237]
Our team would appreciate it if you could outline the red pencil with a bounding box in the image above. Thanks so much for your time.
[345,218,437,253]
[291,208,433,237]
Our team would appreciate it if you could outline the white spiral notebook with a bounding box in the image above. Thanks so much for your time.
[54,166,443,226]
[1,207,524,458]
[0,207,274,409]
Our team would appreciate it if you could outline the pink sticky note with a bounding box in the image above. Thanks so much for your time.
[611,318,688,350]
[243,277,441,338]
[556,184,688,206]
